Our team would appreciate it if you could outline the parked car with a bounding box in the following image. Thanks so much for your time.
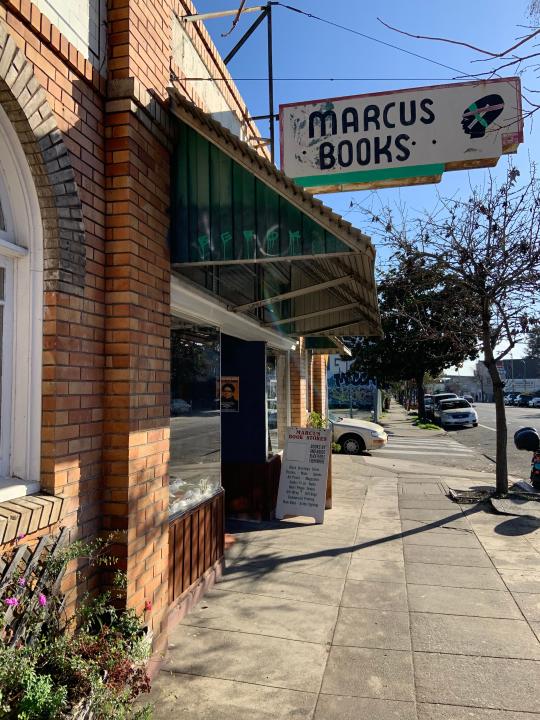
[330,415,388,454]
[463,394,475,404]
[515,394,534,407]
[427,393,458,419]
[433,398,478,428]
[170,398,192,415]
[504,393,518,406]
[529,397,540,408]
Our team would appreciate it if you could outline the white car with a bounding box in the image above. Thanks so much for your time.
[435,398,478,428]
[529,397,540,408]
[330,415,388,454]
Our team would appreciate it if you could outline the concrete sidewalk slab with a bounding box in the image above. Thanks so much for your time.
[321,646,415,701]
[410,612,540,659]
[163,626,328,692]
[407,584,522,618]
[181,588,339,643]
[147,406,540,719]
[414,652,540,713]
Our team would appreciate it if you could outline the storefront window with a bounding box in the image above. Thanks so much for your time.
[266,351,280,454]
[170,319,221,516]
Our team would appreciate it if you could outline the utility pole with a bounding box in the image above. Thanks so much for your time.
[266,2,275,163]
[182,3,277,163]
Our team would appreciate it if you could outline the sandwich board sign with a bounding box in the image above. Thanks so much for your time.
[276,426,332,524]
[280,77,523,194]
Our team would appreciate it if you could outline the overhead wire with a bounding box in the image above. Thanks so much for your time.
[272,2,487,80]
[184,76,484,82]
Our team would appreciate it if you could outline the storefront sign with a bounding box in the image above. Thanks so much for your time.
[279,78,523,193]
[276,427,332,524]
[220,376,239,412]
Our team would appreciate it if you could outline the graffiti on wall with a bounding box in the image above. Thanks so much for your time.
[327,356,375,409]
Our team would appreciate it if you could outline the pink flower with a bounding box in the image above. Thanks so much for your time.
[144,600,152,612]
[17,578,26,587]
[16,533,26,541]
[38,594,47,606]
[4,598,18,606]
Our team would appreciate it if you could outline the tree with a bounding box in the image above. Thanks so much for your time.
[352,250,479,420]
[378,4,540,120]
[527,327,540,358]
[365,166,540,494]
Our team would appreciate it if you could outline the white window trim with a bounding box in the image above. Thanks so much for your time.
[0,104,43,503]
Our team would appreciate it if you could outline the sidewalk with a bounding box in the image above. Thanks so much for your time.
[147,406,540,719]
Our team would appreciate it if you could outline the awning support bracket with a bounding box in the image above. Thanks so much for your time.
[264,301,361,327]
[229,274,352,313]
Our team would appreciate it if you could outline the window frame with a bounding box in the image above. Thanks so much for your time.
[0,105,43,502]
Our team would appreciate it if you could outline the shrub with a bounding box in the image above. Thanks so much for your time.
[0,534,152,719]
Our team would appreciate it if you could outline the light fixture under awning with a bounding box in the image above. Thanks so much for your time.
[168,89,381,339]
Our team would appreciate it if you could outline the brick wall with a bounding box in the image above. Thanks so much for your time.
[0,3,106,607]
[103,95,171,646]
[311,355,328,416]
[0,0,271,651]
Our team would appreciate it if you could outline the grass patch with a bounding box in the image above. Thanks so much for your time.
[413,420,441,430]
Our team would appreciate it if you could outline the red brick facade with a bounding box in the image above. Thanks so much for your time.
[0,0,331,654]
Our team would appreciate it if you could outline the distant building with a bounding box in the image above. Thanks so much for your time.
[438,375,482,400]
[474,358,540,399]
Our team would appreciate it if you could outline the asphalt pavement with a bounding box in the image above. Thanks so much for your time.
[447,402,540,482]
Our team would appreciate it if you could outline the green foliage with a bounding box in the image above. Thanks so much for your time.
[352,249,479,419]
[306,412,341,452]
[306,411,328,429]
[414,421,441,430]
[0,535,152,719]
[0,646,68,719]
[353,249,479,387]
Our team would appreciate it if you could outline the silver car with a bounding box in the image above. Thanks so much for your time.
[434,398,478,428]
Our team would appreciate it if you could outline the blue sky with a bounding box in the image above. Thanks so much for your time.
[192,1,536,370]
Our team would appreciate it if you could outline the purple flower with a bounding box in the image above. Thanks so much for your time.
[38,593,47,607]
[4,597,18,606]
[16,533,26,541]
[17,578,26,587]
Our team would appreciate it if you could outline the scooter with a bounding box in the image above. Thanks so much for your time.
[514,427,540,489]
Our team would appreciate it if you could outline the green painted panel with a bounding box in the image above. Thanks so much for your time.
[209,143,233,261]
[171,119,355,264]
[294,163,445,189]
[255,179,280,258]
[232,161,257,261]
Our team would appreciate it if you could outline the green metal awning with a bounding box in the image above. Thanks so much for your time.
[168,89,381,339]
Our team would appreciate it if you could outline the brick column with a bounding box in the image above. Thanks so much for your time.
[103,103,170,651]
[311,355,328,415]
[289,339,308,427]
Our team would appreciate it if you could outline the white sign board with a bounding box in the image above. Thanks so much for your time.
[275,427,332,524]
[280,78,522,193]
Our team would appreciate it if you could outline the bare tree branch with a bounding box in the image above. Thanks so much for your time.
[377,17,540,59]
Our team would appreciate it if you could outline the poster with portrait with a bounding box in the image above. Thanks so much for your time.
[220,376,240,412]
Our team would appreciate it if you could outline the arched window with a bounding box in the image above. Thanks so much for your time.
[0,104,43,501]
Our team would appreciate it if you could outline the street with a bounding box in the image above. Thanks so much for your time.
[447,402,540,482]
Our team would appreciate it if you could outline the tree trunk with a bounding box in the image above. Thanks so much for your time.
[481,300,508,495]
[416,375,426,420]
[485,359,508,495]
